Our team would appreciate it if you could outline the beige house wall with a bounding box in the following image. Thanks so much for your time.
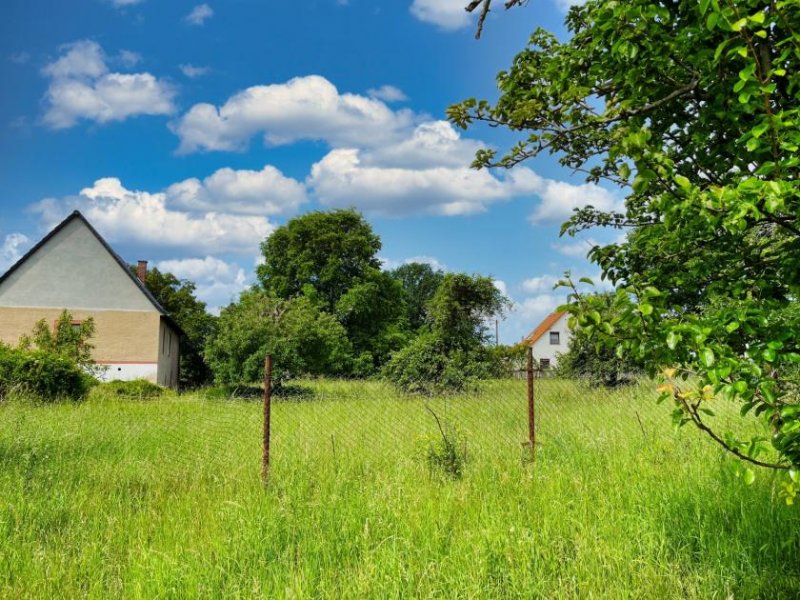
[0,307,160,363]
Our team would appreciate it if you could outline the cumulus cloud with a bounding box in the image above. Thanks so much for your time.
[410,0,472,30]
[166,165,307,215]
[171,74,415,153]
[117,50,141,67]
[309,147,533,217]
[381,255,447,272]
[521,274,561,294]
[522,171,623,224]
[1,233,31,273]
[156,256,248,311]
[551,237,600,258]
[179,64,209,78]
[185,4,214,25]
[31,177,274,255]
[41,40,175,129]
[367,85,408,103]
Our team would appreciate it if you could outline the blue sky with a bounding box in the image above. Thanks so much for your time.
[0,0,617,342]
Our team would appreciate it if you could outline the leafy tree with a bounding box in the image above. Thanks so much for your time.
[257,209,405,371]
[205,290,352,384]
[384,273,509,392]
[556,293,643,387]
[257,209,382,311]
[134,266,217,388]
[18,310,96,370]
[388,262,445,331]
[451,0,800,483]
[429,273,509,352]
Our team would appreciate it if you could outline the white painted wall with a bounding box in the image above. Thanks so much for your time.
[95,363,159,383]
[530,313,572,369]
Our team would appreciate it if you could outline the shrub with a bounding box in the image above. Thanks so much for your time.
[383,333,488,395]
[93,379,165,400]
[0,345,95,401]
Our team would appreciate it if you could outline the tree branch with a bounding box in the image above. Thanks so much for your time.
[465,0,527,39]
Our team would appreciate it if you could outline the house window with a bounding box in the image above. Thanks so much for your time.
[549,331,560,345]
[540,358,551,370]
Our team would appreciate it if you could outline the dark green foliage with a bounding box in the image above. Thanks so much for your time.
[383,334,470,394]
[387,262,445,331]
[0,344,94,401]
[428,274,509,352]
[256,209,405,372]
[94,379,164,400]
[134,266,217,388]
[384,274,509,393]
[257,209,382,311]
[205,290,353,384]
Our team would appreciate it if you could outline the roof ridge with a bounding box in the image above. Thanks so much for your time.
[0,210,183,335]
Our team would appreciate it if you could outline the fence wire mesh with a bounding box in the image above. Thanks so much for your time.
[0,370,775,490]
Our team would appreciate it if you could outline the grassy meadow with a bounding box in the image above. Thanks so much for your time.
[1,379,800,598]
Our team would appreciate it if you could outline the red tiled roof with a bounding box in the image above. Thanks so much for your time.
[522,311,567,346]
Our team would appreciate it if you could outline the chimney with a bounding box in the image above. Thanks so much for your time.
[136,260,148,284]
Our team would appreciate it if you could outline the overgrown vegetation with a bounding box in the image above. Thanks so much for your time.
[0,344,93,401]
[207,210,509,388]
[450,0,800,482]
[2,380,800,596]
[92,379,165,400]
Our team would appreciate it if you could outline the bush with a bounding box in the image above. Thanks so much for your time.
[383,333,487,395]
[0,345,95,401]
[92,379,165,400]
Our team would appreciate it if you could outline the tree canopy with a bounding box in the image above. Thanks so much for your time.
[135,266,217,388]
[451,0,800,484]
[388,262,446,332]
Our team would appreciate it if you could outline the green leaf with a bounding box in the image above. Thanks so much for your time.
[763,348,777,362]
[639,303,654,316]
[700,347,716,368]
[666,331,681,350]
[706,11,719,30]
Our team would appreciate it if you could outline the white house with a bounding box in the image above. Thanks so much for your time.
[0,211,181,388]
[523,311,572,370]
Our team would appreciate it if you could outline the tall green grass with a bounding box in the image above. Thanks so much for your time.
[1,379,799,598]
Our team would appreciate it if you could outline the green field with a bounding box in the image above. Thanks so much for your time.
[1,379,800,598]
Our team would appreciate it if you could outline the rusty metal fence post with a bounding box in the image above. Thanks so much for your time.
[262,354,273,483]
[526,346,536,459]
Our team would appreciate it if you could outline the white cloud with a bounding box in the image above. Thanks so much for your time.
[171,75,416,153]
[309,147,532,217]
[1,233,31,273]
[367,85,408,103]
[41,40,175,129]
[156,256,248,311]
[108,0,145,6]
[117,50,141,67]
[364,120,482,169]
[521,274,561,294]
[166,164,307,216]
[31,177,274,255]
[493,279,508,297]
[179,64,209,78]
[185,4,214,25]
[410,0,472,30]
[551,237,600,258]
[381,255,447,272]
[520,170,623,224]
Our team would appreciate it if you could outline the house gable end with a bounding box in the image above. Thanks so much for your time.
[0,212,158,312]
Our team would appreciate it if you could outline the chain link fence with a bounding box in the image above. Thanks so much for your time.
[0,359,774,488]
